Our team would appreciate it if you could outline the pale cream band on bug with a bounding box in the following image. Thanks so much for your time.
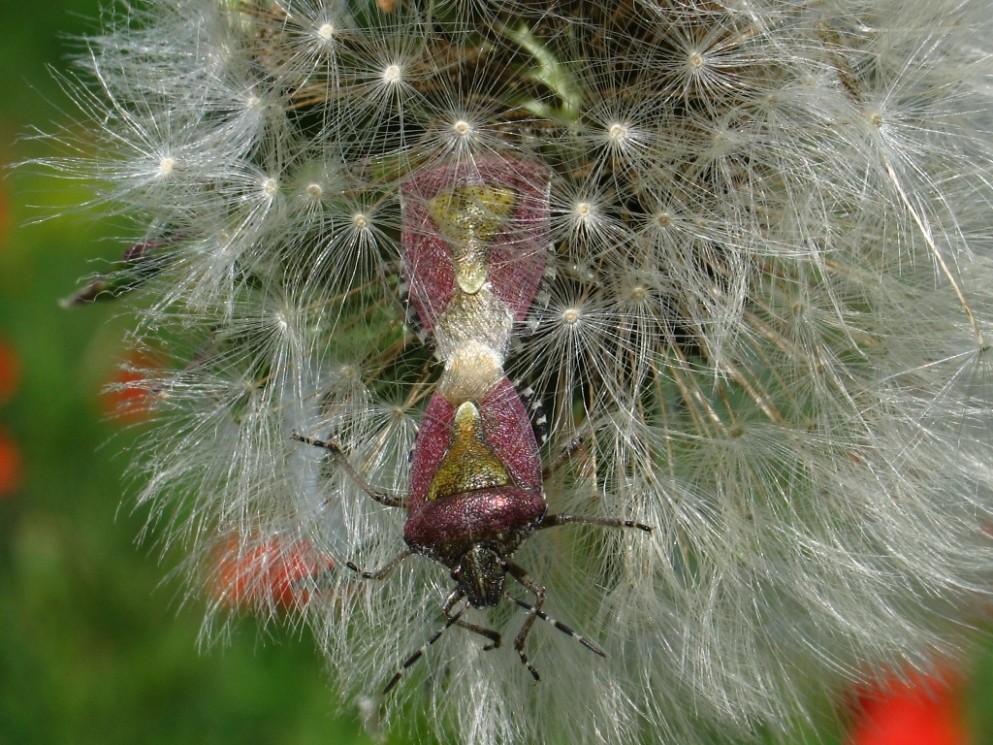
[426,184,520,406]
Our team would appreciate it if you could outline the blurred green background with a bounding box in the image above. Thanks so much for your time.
[0,2,376,743]
[2,2,992,745]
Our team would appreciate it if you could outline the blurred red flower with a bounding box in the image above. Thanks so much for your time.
[0,427,23,496]
[211,532,335,612]
[101,351,163,422]
[847,668,969,745]
[0,337,22,497]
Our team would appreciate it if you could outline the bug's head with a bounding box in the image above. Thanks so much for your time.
[452,544,505,608]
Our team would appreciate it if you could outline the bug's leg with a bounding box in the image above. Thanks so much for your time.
[384,609,465,695]
[539,512,653,533]
[541,431,589,480]
[443,588,501,651]
[504,561,545,683]
[345,549,413,580]
[291,433,405,508]
[507,595,605,657]
[513,380,548,450]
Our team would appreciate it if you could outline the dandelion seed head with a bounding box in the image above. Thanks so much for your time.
[628,284,647,302]
[561,198,601,241]
[41,1,993,743]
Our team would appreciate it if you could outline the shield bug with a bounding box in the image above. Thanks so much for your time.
[293,382,651,694]
[294,157,651,693]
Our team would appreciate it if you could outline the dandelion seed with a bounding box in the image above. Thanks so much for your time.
[261,177,279,198]
[561,307,581,326]
[316,23,335,43]
[157,156,176,177]
[381,63,402,85]
[607,122,628,144]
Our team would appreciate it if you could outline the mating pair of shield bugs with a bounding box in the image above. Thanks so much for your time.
[295,157,651,694]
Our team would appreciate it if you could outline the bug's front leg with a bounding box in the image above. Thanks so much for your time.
[442,588,501,651]
[291,432,406,508]
[345,549,413,580]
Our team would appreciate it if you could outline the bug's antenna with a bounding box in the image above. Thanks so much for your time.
[384,607,467,695]
[507,596,606,658]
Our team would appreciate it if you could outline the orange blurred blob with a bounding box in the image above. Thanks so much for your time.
[212,533,335,612]
[0,427,23,496]
[101,351,163,421]
[847,669,969,745]
[0,339,19,404]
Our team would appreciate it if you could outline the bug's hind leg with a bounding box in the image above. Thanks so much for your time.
[539,512,652,533]
[384,610,464,695]
[507,595,605,657]
[504,561,545,683]
[380,591,501,696]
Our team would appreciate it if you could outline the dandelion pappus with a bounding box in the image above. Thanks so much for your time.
[295,157,651,694]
